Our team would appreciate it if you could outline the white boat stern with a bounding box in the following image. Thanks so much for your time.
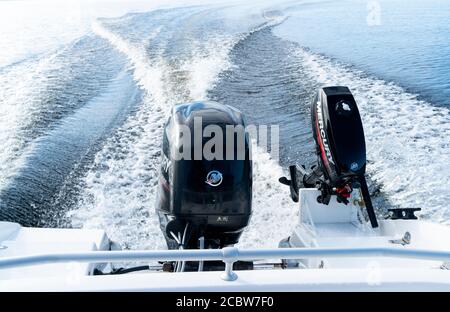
[0,222,110,280]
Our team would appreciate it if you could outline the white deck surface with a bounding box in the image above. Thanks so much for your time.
[0,222,108,280]
[2,267,450,292]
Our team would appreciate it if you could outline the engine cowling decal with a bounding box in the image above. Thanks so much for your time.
[316,100,335,167]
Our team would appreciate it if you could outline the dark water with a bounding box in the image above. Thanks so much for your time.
[209,27,317,167]
[275,0,450,107]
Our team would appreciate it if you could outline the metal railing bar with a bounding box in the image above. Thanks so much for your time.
[1,246,450,270]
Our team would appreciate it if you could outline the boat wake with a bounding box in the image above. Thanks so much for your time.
[68,7,296,250]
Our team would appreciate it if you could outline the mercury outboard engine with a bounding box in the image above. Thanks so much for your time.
[280,86,378,228]
[156,101,252,253]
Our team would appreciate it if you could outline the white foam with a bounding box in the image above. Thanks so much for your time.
[68,21,170,249]
[69,19,236,250]
[92,21,166,105]
[237,143,297,249]
[0,52,63,190]
[295,48,450,223]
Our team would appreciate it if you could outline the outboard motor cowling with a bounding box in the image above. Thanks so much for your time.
[156,101,252,250]
[311,86,366,185]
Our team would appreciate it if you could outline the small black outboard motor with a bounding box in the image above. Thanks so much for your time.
[156,101,252,252]
[280,86,378,228]
[311,86,366,190]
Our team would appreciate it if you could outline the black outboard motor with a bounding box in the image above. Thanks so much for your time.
[280,86,378,228]
[156,101,252,251]
[311,86,366,189]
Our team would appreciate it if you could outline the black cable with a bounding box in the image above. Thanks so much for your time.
[93,265,151,275]
[112,265,151,274]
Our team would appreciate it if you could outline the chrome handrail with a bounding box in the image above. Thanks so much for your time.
[1,246,449,281]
